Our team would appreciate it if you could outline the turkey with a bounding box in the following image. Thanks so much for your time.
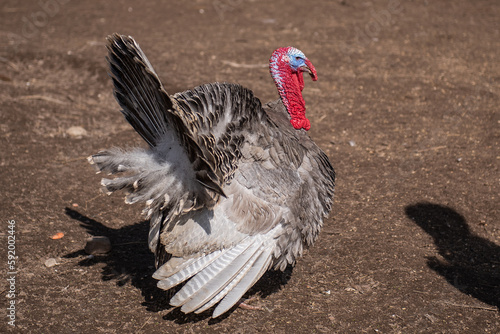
[88,34,335,318]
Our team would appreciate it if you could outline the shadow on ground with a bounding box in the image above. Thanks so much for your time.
[63,207,293,323]
[405,203,500,309]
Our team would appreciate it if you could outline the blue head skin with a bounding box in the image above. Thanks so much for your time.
[270,47,317,90]
[287,48,308,72]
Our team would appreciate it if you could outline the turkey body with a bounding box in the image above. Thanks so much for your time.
[89,34,335,318]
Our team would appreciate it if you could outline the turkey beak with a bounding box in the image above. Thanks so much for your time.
[301,59,318,81]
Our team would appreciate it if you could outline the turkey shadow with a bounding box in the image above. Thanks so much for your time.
[405,203,500,309]
[63,207,292,323]
[63,208,171,313]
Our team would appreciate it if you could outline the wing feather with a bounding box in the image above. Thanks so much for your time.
[155,250,225,290]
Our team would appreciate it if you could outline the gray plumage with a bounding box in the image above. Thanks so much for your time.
[88,34,335,318]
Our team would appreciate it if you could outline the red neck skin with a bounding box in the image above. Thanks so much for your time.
[271,59,314,131]
[282,69,310,130]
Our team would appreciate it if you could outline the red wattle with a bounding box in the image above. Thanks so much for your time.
[286,72,309,129]
[297,70,305,92]
[290,116,311,131]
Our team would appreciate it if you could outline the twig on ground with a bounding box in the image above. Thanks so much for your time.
[415,145,447,153]
[442,301,498,312]
[136,315,153,333]
[56,156,89,164]
[0,56,19,71]
[19,95,67,105]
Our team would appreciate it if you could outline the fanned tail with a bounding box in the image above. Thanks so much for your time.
[89,34,226,253]
[106,33,173,147]
[105,34,225,197]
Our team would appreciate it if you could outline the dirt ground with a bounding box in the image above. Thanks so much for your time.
[1,0,499,332]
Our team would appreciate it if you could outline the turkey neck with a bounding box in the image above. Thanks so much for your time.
[270,56,310,131]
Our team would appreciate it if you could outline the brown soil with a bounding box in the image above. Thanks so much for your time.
[1,0,499,333]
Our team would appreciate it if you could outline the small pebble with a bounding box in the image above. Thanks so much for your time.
[84,236,111,255]
[45,258,59,268]
[66,126,88,139]
[348,140,356,147]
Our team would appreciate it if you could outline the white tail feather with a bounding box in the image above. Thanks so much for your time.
[156,250,225,290]
[153,257,196,280]
[211,248,273,317]
[169,238,254,307]
[195,246,272,315]
[179,240,264,313]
